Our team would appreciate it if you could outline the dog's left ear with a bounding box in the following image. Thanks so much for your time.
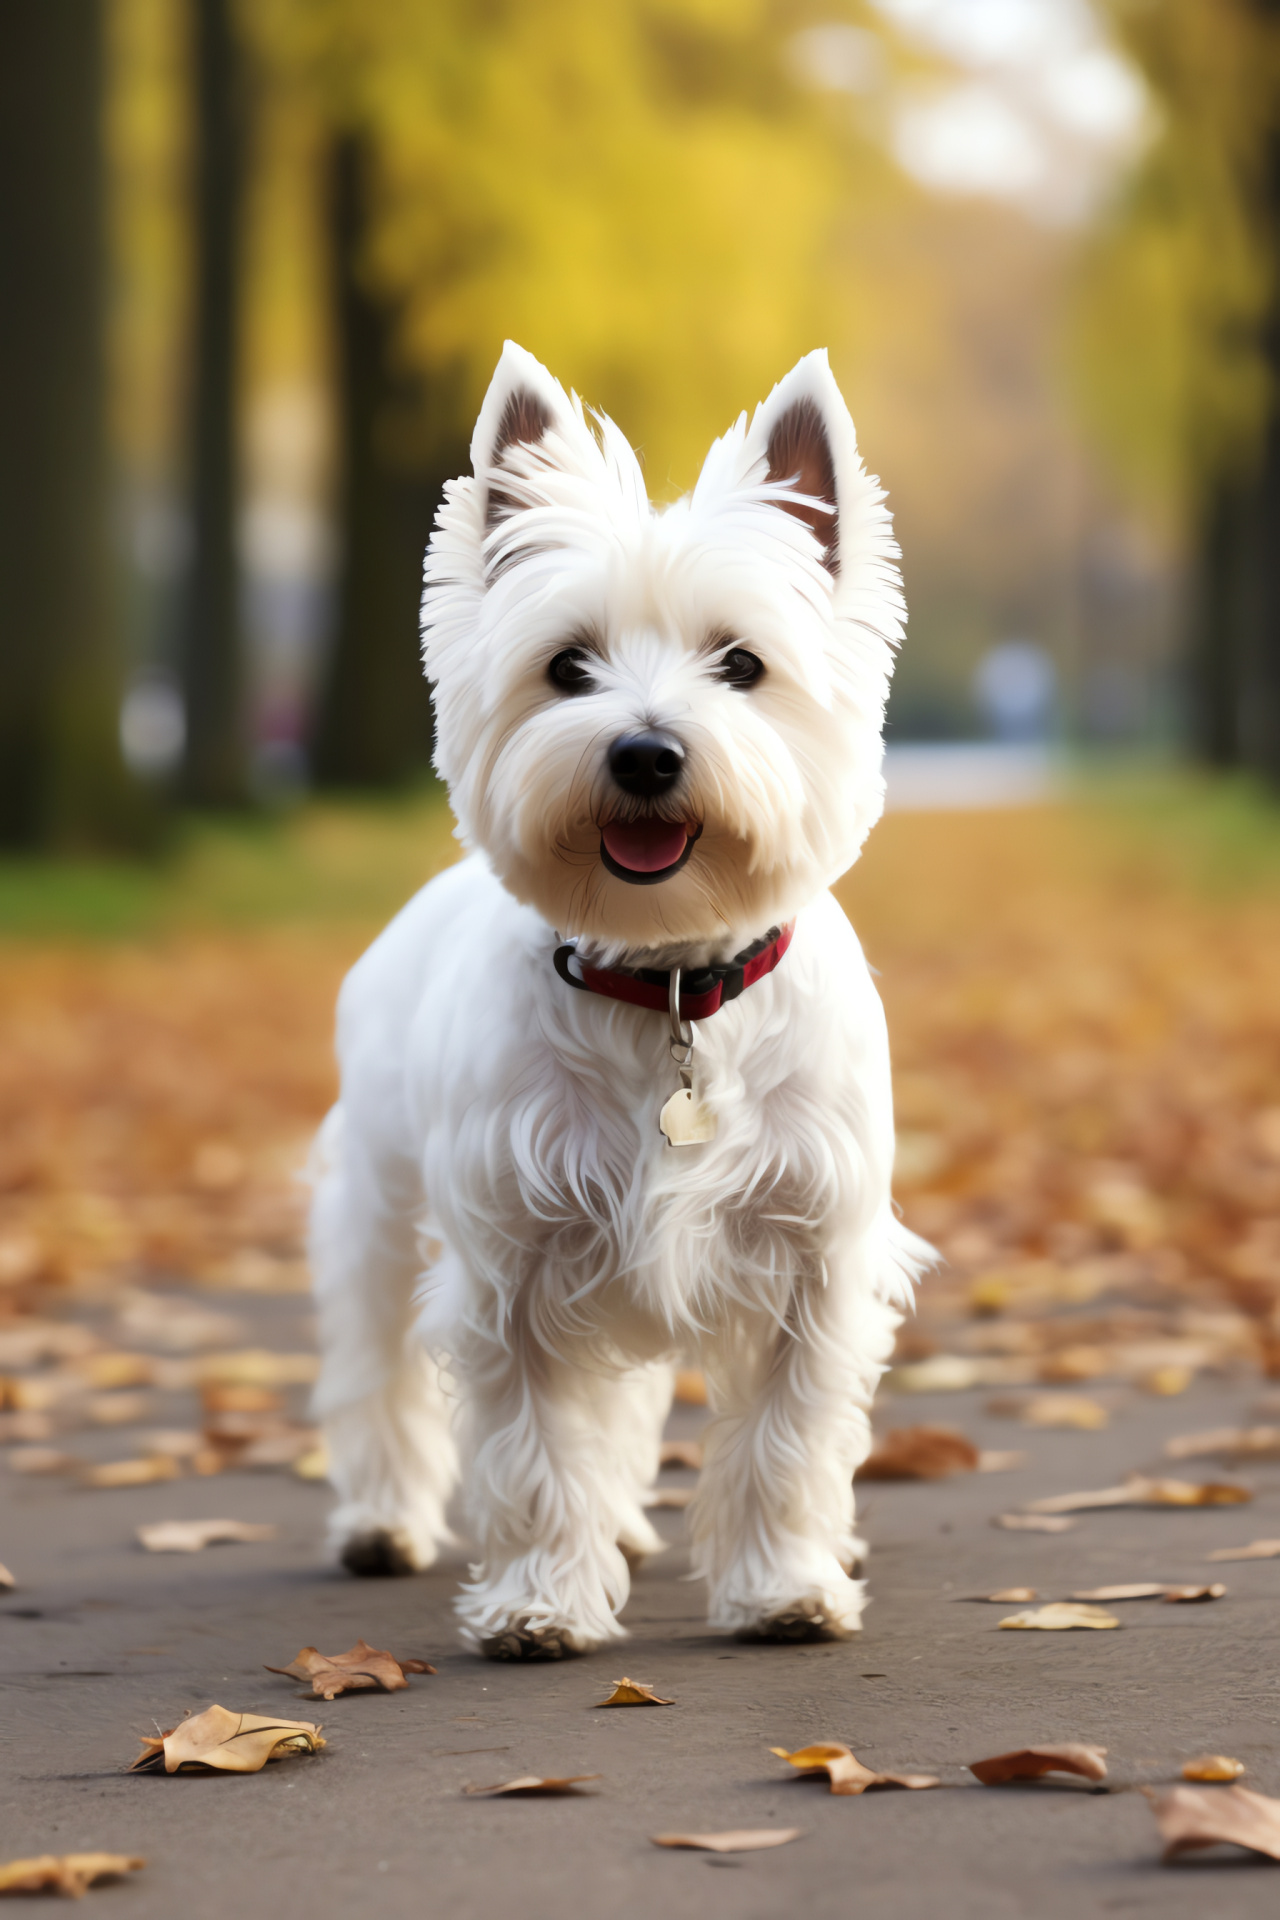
[746,350,857,576]
[470,341,576,532]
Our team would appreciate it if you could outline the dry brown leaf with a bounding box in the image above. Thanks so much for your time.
[265,1638,435,1698]
[200,1383,283,1414]
[194,1350,319,1388]
[1166,1426,1280,1461]
[82,1391,152,1427]
[994,1513,1076,1533]
[1070,1583,1168,1601]
[985,1587,1038,1603]
[651,1830,802,1853]
[857,1426,979,1481]
[293,1443,329,1480]
[596,1677,673,1707]
[1144,1783,1280,1862]
[969,1744,1108,1785]
[1206,1539,1280,1562]
[71,1352,156,1391]
[1163,1583,1226,1603]
[1020,1395,1110,1430]
[658,1439,703,1470]
[0,1562,13,1592]
[1025,1476,1251,1515]
[129,1704,324,1774]
[1182,1755,1246,1782]
[977,1451,1027,1473]
[770,1742,940,1795]
[0,1410,54,1442]
[672,1369,707,1405]
[462,1775,599,1796]
[7,1446,77,1475]
[643,1488,694,1509]
[999,1603,1120,1631]
[137,1519,277,1553]
[82,1457,180,1489]
[0,1853,145,1898]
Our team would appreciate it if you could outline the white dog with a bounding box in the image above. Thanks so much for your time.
[309,341,930,1658]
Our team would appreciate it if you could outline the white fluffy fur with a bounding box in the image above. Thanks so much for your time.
[310,341,930,1654]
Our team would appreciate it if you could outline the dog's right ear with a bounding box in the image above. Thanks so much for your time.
[471,342,575,532]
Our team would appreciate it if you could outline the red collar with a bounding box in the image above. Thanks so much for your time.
[553,923,795,1021]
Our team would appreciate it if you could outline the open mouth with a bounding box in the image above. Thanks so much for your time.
[600,819,701,886]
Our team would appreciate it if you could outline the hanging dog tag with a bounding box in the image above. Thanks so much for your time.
[660,1084,718,1147]
[661,965,717,1146]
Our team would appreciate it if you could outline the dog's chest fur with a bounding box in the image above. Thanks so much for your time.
[353,857,892,1344]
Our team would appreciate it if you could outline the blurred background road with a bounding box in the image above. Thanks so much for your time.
[4,0,1280,1908]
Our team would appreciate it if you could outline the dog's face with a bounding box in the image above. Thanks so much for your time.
[423,344,903,960]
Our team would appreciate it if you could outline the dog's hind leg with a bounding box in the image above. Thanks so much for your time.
[605,1362,672,1570]
[309,1106,457,1576]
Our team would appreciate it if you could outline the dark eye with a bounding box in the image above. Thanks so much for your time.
[547,647,594,694]
[716,647,764,690]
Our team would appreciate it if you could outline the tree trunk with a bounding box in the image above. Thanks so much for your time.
[311,134,463,789]
[0,0,146,849]
[179,0,248,806]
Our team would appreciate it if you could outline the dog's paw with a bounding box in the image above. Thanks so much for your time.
[479,1619,581,1662]
[731,1589,865,1643]
[339,1527,424,1578]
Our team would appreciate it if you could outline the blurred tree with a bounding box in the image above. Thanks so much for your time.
[0,0,149,849]
[1079,0,1280,777]
[179,0,250,805]
[248,0,895,786]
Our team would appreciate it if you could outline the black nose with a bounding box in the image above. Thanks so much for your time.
[607,730,685,798]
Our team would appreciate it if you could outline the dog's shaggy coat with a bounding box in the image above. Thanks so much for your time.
[310,342,930,1655]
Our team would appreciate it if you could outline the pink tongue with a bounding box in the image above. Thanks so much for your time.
[602,819,690,873]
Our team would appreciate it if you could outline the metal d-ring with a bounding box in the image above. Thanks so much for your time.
[668,966,694,1078]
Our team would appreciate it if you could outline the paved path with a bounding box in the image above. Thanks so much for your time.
[4,1307,1280,1917]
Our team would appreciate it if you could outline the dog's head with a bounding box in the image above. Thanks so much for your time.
[423,342,903,960]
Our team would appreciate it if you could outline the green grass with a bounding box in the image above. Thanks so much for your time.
[1,763,1277,943]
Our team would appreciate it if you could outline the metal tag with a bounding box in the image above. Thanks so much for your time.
[660,1086,717,1146]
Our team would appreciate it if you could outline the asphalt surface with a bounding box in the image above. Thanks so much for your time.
[4,1301,1280,1918]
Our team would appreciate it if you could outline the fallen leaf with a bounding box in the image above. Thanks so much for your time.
[129,1704,325,1774]
[857,1426,979,1481]
[0,1562,13,1591]
[596,1677,673,1707]
[999,1604,1120,1630]
[137,1519,277,1553]
[72,1352,155,1390]
[770,1742,940,1795]
[985,1587,1038,1603]
[658,1439,703,1470]
[651,1830,802,1852]
[293,1443,329,1480]
[1206,1539,1280,1562]
[82,1391,152,1427]
[1163,1583,1226,1603]
[265,1638,434,1699]
[994,1513,1076,1533]
[194,1350,319,1388]
[643,1488,694,1509]
[1020,1395,1110,1431]
[1165,1426,1280,1461]
[1142,1366,1194,1396]
[970,1744,1108,1785]
[1183,1755,1246,1782]
[0,1853,145,1897]
[0,1410,54,1442]
[200,1383,283,1414]
[1070,1583,1169,1601]
[462,1775,599,1796]
[673,1369,707,1406]
[1025,1476,1251,1515]
[9,1445,82,1475]
[891,1356,981,1393]
[1143,1783,1280,1862]
[83,1457,180,1489]
[977,1451,1027,1472]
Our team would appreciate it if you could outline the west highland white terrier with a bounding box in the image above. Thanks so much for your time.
[309,340,930,1657]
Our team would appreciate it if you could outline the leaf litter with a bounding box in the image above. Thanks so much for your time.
[994,1514,1077,1533]
[999,1604,1120,1631]
[462,1775,599,1797]
[857,1426,979,1480]
[1024,1477,1251,1515]
[265,1639,435,1699]
[770,1742,940,1794]
[596,1677,672,1707]
[1070,1582,1226,1603]
[969,1745,1108,1785]
[128,1704,325,1774]
[0,1854,145,1898]
[1206,1538,1280,1562]
[137,1519,276,1552]
[1143,1784,1280,1863]
[651,1831,803,1853]
[1182,1755,1246,1782]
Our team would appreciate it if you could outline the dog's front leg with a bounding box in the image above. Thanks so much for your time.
[454,1331,639,1660]
[692,1269,897,1641]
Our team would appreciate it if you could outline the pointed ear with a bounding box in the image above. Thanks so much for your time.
[471,342,574,530]
[749,350,856,575]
